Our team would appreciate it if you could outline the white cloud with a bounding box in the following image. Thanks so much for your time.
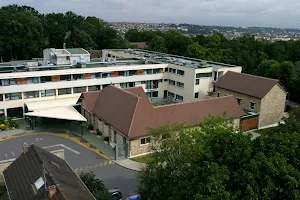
[1,0,300,28]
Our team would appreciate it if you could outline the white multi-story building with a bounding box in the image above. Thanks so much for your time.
[0,48,241,119]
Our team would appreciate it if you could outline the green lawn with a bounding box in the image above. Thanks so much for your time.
[0,185,6,197]
[131,154,153,163]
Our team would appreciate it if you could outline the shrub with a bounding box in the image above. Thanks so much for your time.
[0,124,7,131]
[0,116,5,124]
[104,136,110,142]
[96,129,102,136]
[87,123,93,130]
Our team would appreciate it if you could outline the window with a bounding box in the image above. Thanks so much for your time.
[0,94,3,101]
[73,87,86,93]
[118,71,125,76]
[123,137,126,145]
[120,83,128,88]
[196,72,212,78]
[165,68,169,72]
[217,93,220,97]
[58,88,71,95]
[88,85,100,91]
[169,80,175,85]
[27,77,39,84]
[102,73,111,78]
[5,93,21,101]
[194,92,199,98]
[169,68,176,73]
[114,131,117,143]
[24,91,39,99]
[146,69,153,74]
[140,137,151,145]
[164,79,168,82]
[237,98,241,105]
[2,79,17,86]
[176,95,184,101]
[177,70,185,76]
[168,92,175,98]
[41,89,55,97]
[129,70,137,76]
[176,82,184,88]
[153,69,160,74]
[60,75,71,81]
[195,79,200,85]
[7,107,23,118]
[40,76,52,83]
[250,102,256,110]
[129,82,135,87]
[73,74,83,80]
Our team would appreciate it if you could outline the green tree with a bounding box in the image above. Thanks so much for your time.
[138,116,300,200]
[279,61,296,87]
[67,27,97,49]
[186,43,206,59]
[148,36,167,53]
[80,172,112,200]
[256,60,280,77]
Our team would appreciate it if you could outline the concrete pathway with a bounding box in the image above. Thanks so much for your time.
[115,159,146,171]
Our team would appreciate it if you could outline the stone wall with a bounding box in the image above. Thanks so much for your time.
[259,84,286,127]
[129,138,151,157]
[214,87,261,113]
[0,149,65,186]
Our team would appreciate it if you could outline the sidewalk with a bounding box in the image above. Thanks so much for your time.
[0,120,28,138]
[114,159,146,171]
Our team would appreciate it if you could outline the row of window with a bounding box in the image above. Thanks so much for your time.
[165,67,185,76]
[168,92,184,101]
[1,86,102,101]
[0,68,163,86]
[168,79,184,88]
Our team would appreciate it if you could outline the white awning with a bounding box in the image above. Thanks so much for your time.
[26,97,79,112]
[25,106,87,122]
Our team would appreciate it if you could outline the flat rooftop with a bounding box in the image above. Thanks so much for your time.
[108,49,240,69]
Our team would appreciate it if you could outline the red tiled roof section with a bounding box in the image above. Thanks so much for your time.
[129,95,244,138]
[214,71,279,98]
[92,86,142,134]
[129,42,148,49]
[80,91,100,112]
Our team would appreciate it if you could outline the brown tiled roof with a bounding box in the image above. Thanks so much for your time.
[83,85,244,139]
[80,91,100,112]
[3,145,95,200]
[129,42,148,49]
[214,71,280,98]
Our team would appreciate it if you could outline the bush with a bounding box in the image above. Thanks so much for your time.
[104,136,109,142]
[0,124,7,131]
[87,123,93,130]
[96,129,102,136]
[7,118,19,129]
[0,116,5,124]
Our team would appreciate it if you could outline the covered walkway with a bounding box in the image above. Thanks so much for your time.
[24,97,87,130]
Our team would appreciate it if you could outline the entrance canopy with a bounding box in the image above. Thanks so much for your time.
[25,98,87,122]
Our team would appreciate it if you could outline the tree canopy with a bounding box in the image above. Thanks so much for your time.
[138,116,300,200]
[0,4,127,62]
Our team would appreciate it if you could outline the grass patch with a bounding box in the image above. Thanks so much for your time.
[0,185,6,197]
[131,154,153,163]
[254,126,279,136]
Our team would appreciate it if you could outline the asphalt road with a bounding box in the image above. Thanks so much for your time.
[0,134,138,198]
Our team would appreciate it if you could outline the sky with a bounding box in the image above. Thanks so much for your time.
[1,0,300,28]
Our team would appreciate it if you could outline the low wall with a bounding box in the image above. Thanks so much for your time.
[0,149,65,186]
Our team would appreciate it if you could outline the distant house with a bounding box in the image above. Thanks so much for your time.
[3,143,95,200]
[129,42,148,49]
[78,85,244,158]
[213,71,287,129]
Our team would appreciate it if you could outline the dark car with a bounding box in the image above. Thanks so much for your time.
[108,189,123,200]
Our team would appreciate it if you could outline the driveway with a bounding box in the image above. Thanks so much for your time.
[0,134,138,198]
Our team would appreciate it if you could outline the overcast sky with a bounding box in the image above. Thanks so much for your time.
[1,0,299,28]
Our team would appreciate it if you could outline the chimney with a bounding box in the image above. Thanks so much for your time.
[48,185,57,198]
[23,142,28,153]
[63,43,66,49]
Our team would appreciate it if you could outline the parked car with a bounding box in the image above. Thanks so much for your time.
[126,194,141,200]
[108,189,123,200]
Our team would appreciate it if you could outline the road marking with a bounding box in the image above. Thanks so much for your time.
[43,144,81,154]
[36,138,42,141]
[11,152,15,157]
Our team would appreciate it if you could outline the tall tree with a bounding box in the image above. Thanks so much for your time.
[148,36,167,53]
[138,116,300,200]
[186,43,206,59]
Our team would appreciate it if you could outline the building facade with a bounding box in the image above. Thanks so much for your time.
[79,85,244,158]
[214,71,287,128]
[0,48,241,119]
